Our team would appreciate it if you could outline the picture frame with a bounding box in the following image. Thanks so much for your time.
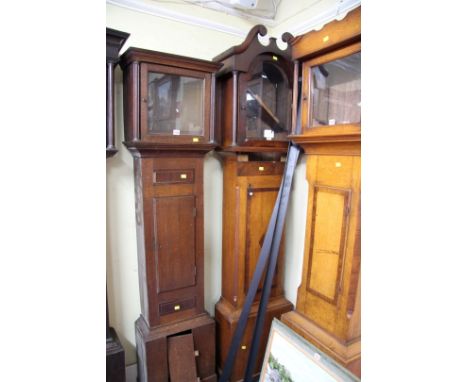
[259,319,360,382]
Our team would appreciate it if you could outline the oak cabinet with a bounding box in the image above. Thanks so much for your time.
[281,7,361,378]
[213,26,295,381]
[120,48,221,382]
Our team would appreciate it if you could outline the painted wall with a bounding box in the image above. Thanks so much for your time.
[106,1,355,365]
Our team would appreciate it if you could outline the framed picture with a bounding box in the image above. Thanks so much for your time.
[260,319,360,382]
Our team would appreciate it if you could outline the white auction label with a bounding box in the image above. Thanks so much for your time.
[264,129,274,140]
[172,129,180,136]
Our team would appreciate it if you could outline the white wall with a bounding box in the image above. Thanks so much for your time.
[106,1,351,365]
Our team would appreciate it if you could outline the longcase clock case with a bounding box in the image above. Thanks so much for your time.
[213,26,295,381]
[281,7,361,378]
[120,47,221,382]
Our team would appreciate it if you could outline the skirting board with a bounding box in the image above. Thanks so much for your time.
[125,364,137,382]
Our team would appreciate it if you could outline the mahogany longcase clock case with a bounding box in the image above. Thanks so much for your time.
[213,26,295,381]
[281,7,361,378]
[120,47,221,382]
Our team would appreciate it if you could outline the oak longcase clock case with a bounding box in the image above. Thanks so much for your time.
[213,26,295,381]
[281,7,361,378]
[120,48,221,382]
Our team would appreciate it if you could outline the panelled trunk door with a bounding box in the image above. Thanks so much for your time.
[300,155,360,341]
[245,186,282,297]
[154,195,196,292]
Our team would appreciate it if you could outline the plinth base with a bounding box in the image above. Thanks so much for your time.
[215,296,293,382]
[107,327,126,382]
[135,313,217,382]
[281,311,360,378]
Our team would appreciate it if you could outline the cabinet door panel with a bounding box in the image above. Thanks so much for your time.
[245,187,281,295]
[299,155,360,341]
[154,195,196,293]
[307,186,350,304]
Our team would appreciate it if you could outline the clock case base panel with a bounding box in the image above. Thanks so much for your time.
[215,296,293,382]
[135,313,217,382]
[107,327,126,382]
[281,311,360,377]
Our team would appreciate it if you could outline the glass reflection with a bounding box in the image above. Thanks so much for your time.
[148,72,204,136]
[244,61,291,140]
[311,52,361,127]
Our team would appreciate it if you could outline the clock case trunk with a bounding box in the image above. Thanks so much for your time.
[215,153,293,381]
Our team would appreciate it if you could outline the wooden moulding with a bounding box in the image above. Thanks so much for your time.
[291,128,361,156]
[120,47,221,74]
[291,6,361,61]
[107,28,130,64]
[124,141,217,157]
[213,24,294,75]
